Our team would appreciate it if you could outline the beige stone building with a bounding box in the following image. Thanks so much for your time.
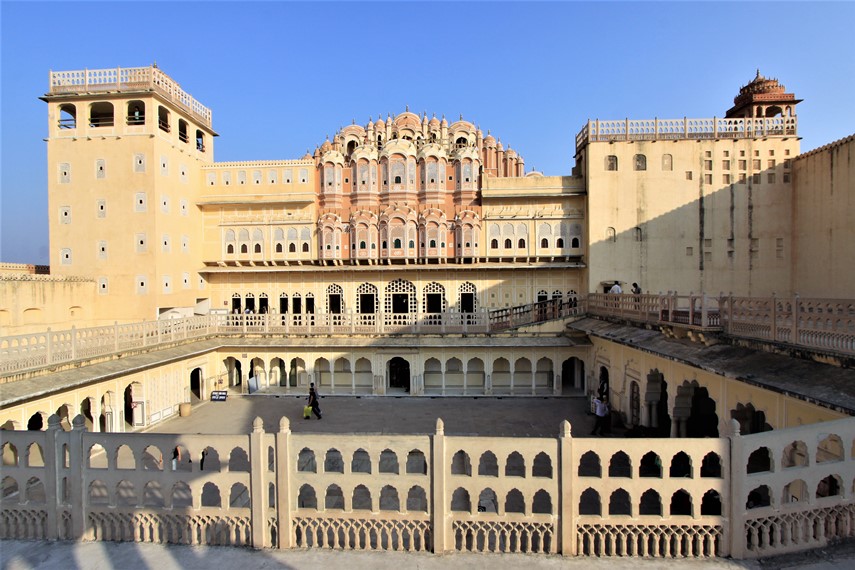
[1,66,854,560]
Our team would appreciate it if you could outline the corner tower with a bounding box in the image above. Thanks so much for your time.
[41,65,217,321]
[725,70,802,119]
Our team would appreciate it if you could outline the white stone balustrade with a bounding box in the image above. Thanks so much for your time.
[3,414,854,558]
[575,116,798,150]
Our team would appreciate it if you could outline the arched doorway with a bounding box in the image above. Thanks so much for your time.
[124,385,134,428]
[388,357,411,392]
[687,386,718,437]
[597,366,609,397]
[190,368,202,401]
[561,357,584,395]
[80,398,95,431]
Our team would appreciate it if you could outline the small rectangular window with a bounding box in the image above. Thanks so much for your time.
[785,149,791,156]
[59,163,71,184]
[136,276,148,294]
[738,160,747,170]
[704,150,712,158]
[60,206,71,224]
[704,239,712,248]
[686,247,693,256]
[283,169,292,184]
[767,173,776,183]
[768,160,776,168]
[222,171,232,185]
[238,170,247,185]
[162,275,172,294]
[299,168,308,183]
[723,174,731,184]
[182,272,191,289]
[686,171,693,180]
[180,199,188,216]
[252,170,262,184]
[723,150,730,157]
[783,172,791,183]
[753,159,761,170]
[98,240,107,259]
[704,251,712,262]
[753,173,761,184]
[96,159,106,179]
[134,192,147,212]
[739,173,747,184]
[722,160,730,170]
[135,233,147,253]
[162,235,171,253]
[206,172,216,186]
[96,199,106,218]
[740,150,746,157]
[160,155,169,176]
[704,160,712,170]
[134,154,146,173]
[268,170,277,184]
[769,149,775,156]
[704,174,712,184]
[180,164,188,183]
[754,150,760,157]
[98,277,108,295]
[161,196,169,213]
[182,235,189,253]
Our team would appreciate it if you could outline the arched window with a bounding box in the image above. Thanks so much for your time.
[58,104,76,129]
[393,238,402,249]
[126,101,144,126]
[634,154,647,171]
[491,239,498,249]
[540,238,548,248]
[89,102,114,128]
[518,238,525,249]
[662,154,673,171]
[606,155,618,171]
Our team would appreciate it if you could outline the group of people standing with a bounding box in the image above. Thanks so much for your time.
[609,281,641,295]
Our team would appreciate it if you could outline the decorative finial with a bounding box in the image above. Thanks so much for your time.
[560,420,571,438]
[436,418,445,435]
[253,416,264,433]
[731,418,742,436]
[459,113,463,120]
[405,104,409,112]
[352,118,355,125]
[280,416,291,433]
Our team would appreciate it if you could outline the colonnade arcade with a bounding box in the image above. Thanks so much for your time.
[601,365,777,439]
[219,353,586,396]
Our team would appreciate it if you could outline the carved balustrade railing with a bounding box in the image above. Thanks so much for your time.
[587,293,855,356]
[2,294,852,377]
[49,66,212,127]
[575,116,798,150]
[3,413,854,558]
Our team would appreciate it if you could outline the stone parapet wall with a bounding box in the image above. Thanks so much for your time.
[2,414,853,558]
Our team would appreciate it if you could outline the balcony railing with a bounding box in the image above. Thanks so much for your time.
[49,66,212,128]
[2,294,852,377]
[587,293,855,355]
[575,116,798,151]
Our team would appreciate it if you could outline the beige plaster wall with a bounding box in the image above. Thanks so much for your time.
[583,137,799,297]
[792,134,855,298]
[0,277,98,335]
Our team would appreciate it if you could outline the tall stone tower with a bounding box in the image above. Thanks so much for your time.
[41,66,216,322]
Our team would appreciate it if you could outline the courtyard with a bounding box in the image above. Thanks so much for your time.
[145,392,601,438]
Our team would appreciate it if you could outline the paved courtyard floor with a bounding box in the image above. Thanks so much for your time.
[4,538,855,569]
[145,393,602,437]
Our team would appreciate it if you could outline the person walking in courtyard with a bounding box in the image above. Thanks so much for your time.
[591,393,610,436]
[609,281,622,294]
[307,382,322,420]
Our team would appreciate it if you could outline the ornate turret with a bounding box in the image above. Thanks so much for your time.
[725,70,802,119]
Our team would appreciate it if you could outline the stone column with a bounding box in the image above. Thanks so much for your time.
[68,415,87,540]
[249,417,267,548]
[276,417,293,549]
[432,419,449,553]
[559,420,575,555]
[44,415,61,539]
[725,419,742,558]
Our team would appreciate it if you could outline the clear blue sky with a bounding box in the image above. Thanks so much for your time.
[2,1,853,265]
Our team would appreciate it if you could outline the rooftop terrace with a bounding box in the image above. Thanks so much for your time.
[48,65,212,128]
[575,116,798,152]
